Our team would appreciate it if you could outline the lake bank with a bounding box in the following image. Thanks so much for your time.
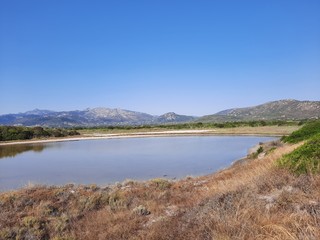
[0,125,298,146]
[0,136,276,191]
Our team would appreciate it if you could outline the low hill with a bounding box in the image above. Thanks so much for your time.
[198,99,320,122]
[156,112,196,123]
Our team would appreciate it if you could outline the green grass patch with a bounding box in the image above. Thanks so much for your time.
[278,134,320,175]
[281,120,320,143]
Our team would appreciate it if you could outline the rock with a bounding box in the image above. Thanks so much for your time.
[133,205,151,216]
[258,152,266,159]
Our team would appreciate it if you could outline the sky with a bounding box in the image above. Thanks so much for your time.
[0,0,319,116]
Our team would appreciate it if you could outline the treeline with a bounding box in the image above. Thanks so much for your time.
[73,120,302,131]
[0,126,80,141]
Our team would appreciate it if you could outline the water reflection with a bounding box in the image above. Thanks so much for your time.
[0,144,48,159]
[0,136,276,191]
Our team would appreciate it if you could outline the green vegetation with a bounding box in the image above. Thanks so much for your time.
[278,120,320,175]
[278,133,320,175]
[281,120,320,143]
[0,126,80,141]
[257,146,264,154]
[252,146,264,158]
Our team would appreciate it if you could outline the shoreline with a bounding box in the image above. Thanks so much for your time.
[0,140,272,193]
[0,136,277,192]
[0,129,282,146]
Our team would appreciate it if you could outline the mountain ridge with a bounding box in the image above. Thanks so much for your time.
[0,108,196,127]
[0,99,319,127]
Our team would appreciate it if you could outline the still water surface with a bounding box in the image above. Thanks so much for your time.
[0,136,275,190]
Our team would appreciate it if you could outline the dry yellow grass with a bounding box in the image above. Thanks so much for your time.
[79,125,300,136]
[1,141,319,240]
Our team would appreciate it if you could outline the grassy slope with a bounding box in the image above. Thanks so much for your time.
[1,122,320,239]
[278,134,320,174]
[282,120,320,143]
[278,120,320,175]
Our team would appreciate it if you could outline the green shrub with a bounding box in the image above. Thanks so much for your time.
[0,126,80,141]
[278,134,320,175]
[257,146,264,154]
[282,120,320,143]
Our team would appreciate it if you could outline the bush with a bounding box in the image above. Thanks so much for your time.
[0,126,80,141]
[278,134,320,175]
[257,146,264,154]
[282,120,320,143]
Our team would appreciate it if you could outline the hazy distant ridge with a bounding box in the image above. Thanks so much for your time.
[0,108,196,127]
[0,99,319,127]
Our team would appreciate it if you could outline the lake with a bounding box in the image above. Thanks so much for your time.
[0,136,276,191]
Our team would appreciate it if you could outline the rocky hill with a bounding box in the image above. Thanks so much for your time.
[198,99,320,122]
[157,112,195,123]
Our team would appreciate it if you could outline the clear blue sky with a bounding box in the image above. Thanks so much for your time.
[0,0,319,116]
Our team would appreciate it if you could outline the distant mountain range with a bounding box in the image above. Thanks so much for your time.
[0,108,196,127]
[0,99,319,127]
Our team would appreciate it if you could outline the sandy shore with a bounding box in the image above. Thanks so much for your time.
[0,130,217,146]
[0,128,284,146]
